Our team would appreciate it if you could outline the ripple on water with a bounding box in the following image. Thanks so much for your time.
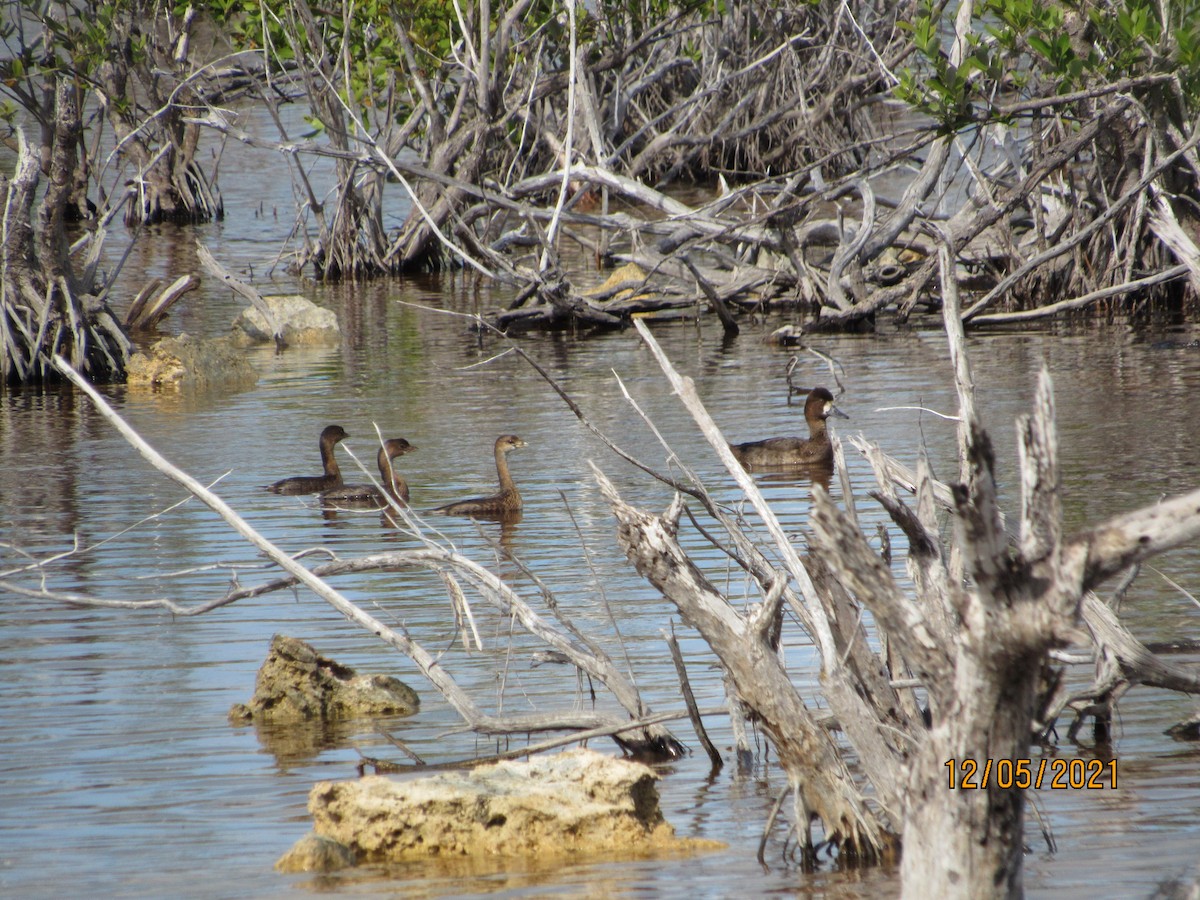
[4,299,1200,896]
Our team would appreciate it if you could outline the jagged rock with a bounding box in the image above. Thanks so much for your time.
[228,634,419,724]
[126,333,258,389]
[584,262,651,304]
[764,323,805,346]
[285,748,722,868]
[231,294,340,346]
[274,834,357,873]
[1166,714,1200,740]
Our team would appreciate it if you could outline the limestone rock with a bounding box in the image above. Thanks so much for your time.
[228,634,419,724]
[1167,713,1200,740]
[231,294,339,346]
[126,333,258,389]
[295,748,720,866]
[584,262,650,303]
[764,323,805,346]
[274,834,357,873]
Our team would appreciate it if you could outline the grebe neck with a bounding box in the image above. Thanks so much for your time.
[495,442,518,495]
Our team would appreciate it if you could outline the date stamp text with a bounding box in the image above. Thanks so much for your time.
[944,758,1117,790]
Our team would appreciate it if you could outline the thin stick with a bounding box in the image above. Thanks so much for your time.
[630,319,839,666]
[758,785,793,866]
[373,725,428,765]
[559,489,639,696]
[667,621,723,771]
[540,0,577,268]
[428,705,736,770]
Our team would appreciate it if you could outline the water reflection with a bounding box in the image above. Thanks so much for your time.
[289,840,732,898]
[742,462,834,494]
[237,717,384,771]
[0,387,83,550]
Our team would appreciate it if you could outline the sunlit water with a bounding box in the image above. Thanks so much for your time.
[4,128,1200,898]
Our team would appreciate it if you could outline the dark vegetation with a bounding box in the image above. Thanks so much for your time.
[5,0,1200,382]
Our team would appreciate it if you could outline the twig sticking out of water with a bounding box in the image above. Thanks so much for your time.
[667,622,723,772]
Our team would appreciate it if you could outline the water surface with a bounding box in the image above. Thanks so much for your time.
[3,135,1200,899]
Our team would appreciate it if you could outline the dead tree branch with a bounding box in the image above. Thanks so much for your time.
[49,354,683,756]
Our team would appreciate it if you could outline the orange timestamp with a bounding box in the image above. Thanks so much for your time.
[945,757,1117,790]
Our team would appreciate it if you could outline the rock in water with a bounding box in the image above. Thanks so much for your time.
[283,748,723,867]
[228,634,419,724]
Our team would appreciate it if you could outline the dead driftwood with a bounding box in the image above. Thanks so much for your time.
[424,105,1200,335]
[598,291,1200,893]
[195,242,284,346]
[597,469,893,862]
[123,275,198,331]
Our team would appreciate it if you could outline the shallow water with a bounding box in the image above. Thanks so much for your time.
[4,134,1200,898]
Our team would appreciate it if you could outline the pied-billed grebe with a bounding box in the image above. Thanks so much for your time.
[267,424,348,494]
[320,438,417,508]
[730,387,848,468]
[432,434,527,517]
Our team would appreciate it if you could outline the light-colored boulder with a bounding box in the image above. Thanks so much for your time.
[288,748,722,867]
[126,333,258,389]
[229,634,419,724]
[583,262,651,304]
[274,834,357,873]
[764,323,805,346]
[232,294,340,346]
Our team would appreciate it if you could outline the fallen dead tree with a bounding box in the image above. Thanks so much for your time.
[583,275,1200,891]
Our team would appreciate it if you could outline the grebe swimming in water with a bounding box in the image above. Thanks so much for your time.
[729,387,848,468]
[320,438,416,508]
[432,434,527,517]
[267,425,348,494]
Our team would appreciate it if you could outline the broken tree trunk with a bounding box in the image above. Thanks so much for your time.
[843,258,1200,895]
[610,274,1200,893]
[828,369,1200,898]
[595,471,894,863]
